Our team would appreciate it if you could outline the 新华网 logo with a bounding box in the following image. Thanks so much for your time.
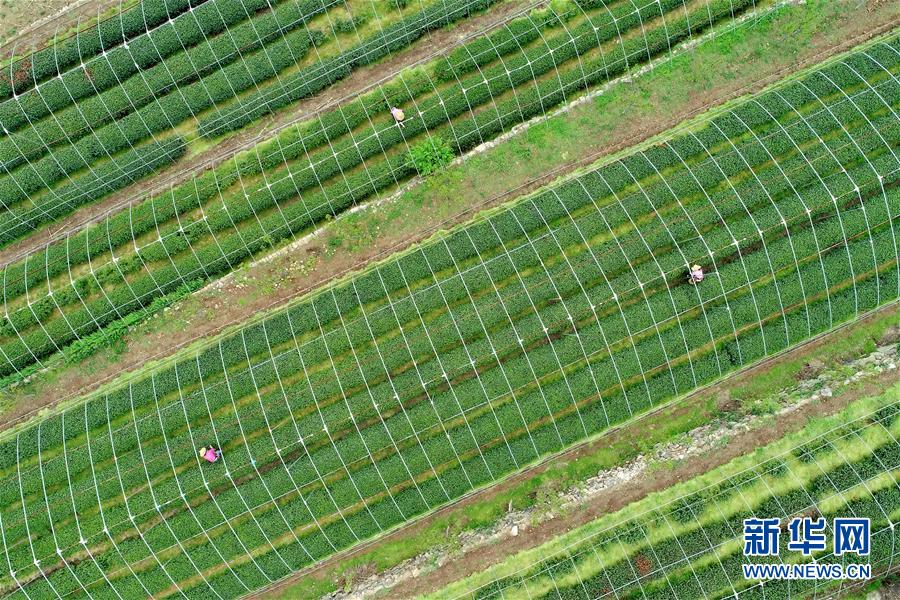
[741,516,871,581]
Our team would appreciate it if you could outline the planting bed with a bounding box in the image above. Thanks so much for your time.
[0,32,896,598]
[0,0,762,378]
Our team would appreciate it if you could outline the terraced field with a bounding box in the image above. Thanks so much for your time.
[428,388,900,600]
[0,0,762,381]
[0,30,896,598]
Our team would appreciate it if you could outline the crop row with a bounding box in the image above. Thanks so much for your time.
[0,81,888,408]
[0,0,500,260]
[0,0,565,248]
[449,398,900,600]
[0,27,318,218]
[5,214,892,591]
[0,37,896,597]
[0,35,891,440]
[0,0,332,171]
[0,137,187,245]
[0,0,665,286]
[0,0,765,376]
[0,0,331,133]
[0,0,204,99]
[0,0,461,175]
[196,0,511,137]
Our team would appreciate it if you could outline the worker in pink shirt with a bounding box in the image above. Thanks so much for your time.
[688,264,704,285]
[199,446,222,463]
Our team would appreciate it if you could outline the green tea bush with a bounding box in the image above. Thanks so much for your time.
[0,137,186,245]
[0,45,894,580]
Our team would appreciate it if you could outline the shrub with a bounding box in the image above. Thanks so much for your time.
[409,135,455,175]
[335,15,368,34]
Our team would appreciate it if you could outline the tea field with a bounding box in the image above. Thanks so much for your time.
[0,28,897,598]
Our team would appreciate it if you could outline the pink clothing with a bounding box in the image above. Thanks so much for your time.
[203,448,219,463]
[689,267,704,283]
[390,107,405,122]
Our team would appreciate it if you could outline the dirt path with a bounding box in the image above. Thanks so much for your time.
[252,305,900,599]
[0,0,531,269]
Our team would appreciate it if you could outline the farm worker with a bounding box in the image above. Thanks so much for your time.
[390,106,405,127]
[688,264,704,284]
[199,446,221,463]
